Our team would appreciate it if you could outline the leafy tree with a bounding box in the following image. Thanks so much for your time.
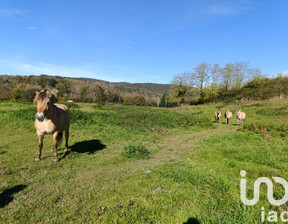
[201,88,219,103]
[123,96,134,105]
[106,92,123,104]
[92,85,106,105]
[12,88,22,100]
[159,93,168,107]
[80,86,90,102]
[56,79,71,100]
[123,95,146,106]
[170,72,192,105]
[134,95,146,106]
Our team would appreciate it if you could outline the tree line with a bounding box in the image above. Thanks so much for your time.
[1,63,287,107]
[163,61,287,106]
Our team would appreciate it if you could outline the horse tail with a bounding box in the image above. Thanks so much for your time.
[57,132,63,146]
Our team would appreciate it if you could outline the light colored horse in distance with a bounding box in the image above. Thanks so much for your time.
[34,90,70,162]
[214,108,221,123]
[224,109,232,124]
[236,109,246,125]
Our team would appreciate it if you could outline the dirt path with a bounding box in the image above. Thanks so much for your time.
[149,124,239,164]
[115,124,240,173]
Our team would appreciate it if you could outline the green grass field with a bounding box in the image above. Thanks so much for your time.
[1,99,288,223]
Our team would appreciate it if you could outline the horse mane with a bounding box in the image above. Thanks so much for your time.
[34,90,57,104]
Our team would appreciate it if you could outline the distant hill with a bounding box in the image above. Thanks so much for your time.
[74,76,170,94]
[0,74,171,105]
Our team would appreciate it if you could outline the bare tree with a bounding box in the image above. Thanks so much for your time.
[220,63,234,91]
[210,64,221,90]
[192,62,210,90]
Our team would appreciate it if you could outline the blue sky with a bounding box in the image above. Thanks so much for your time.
[0,0,287,84]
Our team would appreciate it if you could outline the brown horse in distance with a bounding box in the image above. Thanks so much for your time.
[214,108,221,123]
[34,90,70,162]
[224,109,233,124]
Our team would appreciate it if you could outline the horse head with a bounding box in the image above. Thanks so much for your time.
[34,90,57,122]
[236,109,241,116]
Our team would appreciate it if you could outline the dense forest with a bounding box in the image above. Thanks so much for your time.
[1,61,288,106]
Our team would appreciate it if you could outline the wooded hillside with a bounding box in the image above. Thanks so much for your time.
[0,75,171,106]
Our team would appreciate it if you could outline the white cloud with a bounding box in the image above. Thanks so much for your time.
[26,26,36,30]
[0,9,25,16]
[209,5,234,15]
[0,59,122,82]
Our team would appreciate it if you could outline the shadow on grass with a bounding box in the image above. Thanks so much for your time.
[0,185,27,208]
[70,139,106,154]
[183,217,201,224]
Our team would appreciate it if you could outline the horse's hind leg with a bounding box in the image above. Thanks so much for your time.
[35,135,44,162]
[64,129,69,152]
[52,132,59,162]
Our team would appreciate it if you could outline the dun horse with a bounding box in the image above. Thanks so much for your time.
[224,109,232,124]
[34,90,70,162]
[214,108,221,123]
[236,109,246,125]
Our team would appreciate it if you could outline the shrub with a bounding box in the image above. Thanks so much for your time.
[174,114,212,128]
[242,120,288,138]
[70,110,95,125]
[10,108,35,121]
[123,95,146,106]
[122,144,151,159]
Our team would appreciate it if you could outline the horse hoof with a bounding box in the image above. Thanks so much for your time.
[53,158,59,163]
[64,148,68,153]
[35,157,41,162]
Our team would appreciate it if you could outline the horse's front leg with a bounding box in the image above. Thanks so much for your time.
[35,135,44,162]
[52,132,59,162]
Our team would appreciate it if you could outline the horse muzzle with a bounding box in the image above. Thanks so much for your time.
[35,113,45,122]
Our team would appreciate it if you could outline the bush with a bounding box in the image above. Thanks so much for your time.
[10,108,35,121]
[123,95,146,106]
[70,110,95,125]
[122,144,151,159]
[242,120,288,138]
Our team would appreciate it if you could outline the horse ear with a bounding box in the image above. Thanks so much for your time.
[51,94,58,103]
[46,91,57,103]
[46,90,52,98]
[34,91,40,104]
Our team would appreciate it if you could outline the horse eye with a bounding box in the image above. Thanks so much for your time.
[47,102,50,105]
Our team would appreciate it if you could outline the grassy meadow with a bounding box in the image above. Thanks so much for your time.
[1,99,288,223]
